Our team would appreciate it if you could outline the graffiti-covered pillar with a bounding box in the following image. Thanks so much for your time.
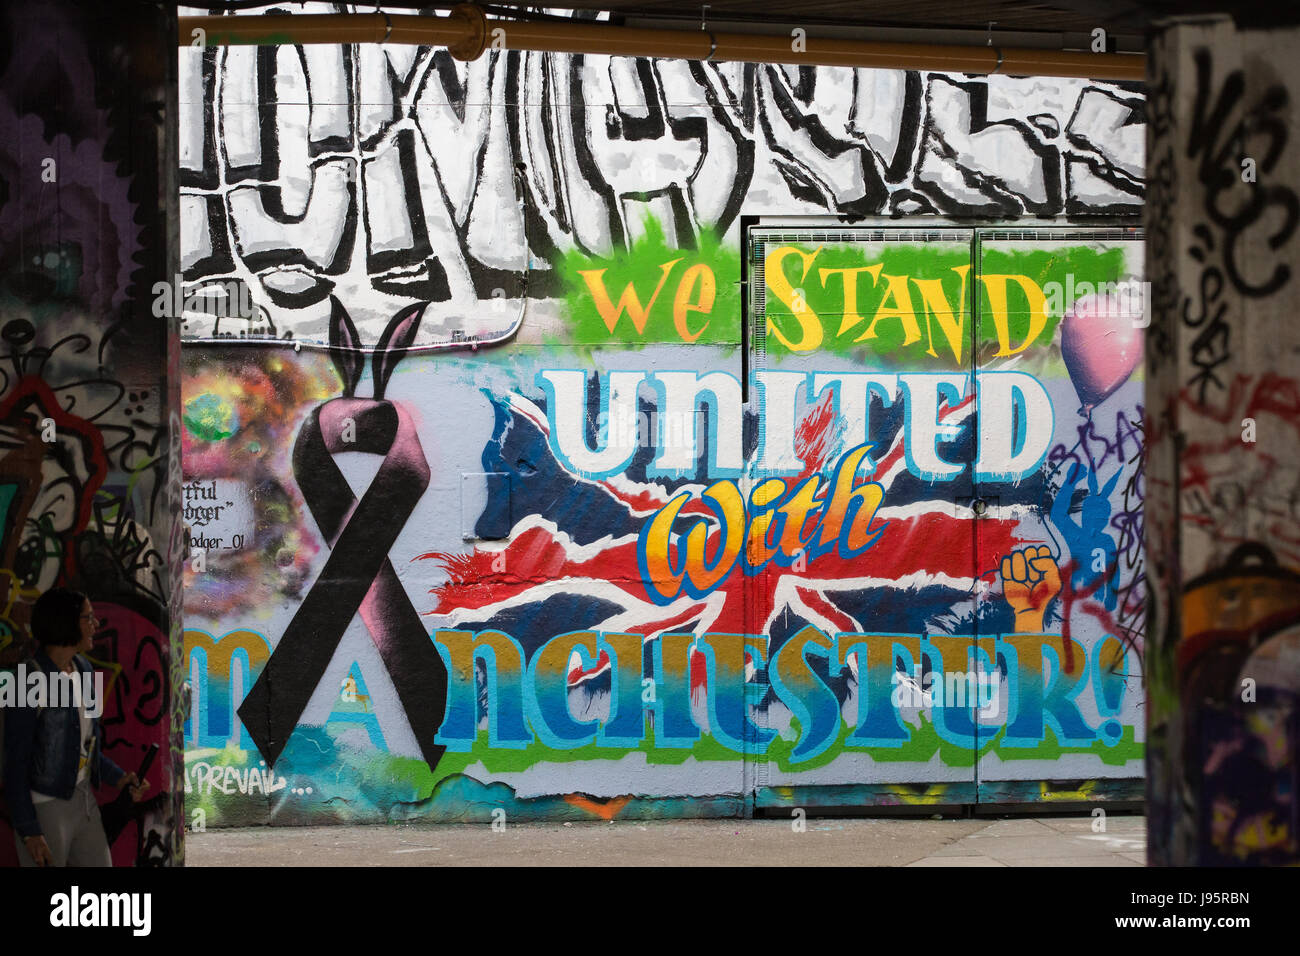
[1145,14,1300,865]
[0,1,183,864]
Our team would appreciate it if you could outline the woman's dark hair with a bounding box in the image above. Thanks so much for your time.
[31,587,89,647]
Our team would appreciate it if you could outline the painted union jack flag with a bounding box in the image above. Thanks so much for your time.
[419,381,1051,724]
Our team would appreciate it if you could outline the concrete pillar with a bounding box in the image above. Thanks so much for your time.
[1145,15,1300,865]
[0,1,182,865]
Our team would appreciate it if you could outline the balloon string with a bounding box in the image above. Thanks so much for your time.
[1042,403,1094,560]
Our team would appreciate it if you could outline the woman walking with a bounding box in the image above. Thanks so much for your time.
[4,587,147,866]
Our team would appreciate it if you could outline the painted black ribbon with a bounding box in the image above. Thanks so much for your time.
[238,397,447,771]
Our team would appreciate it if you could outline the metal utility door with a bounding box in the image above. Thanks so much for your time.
[971,229,1146,806]
[743,225,1145,810]
[744,227,981,809]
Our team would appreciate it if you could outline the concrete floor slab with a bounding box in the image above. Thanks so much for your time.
[1008,856,1142,866]
[906,856,1007,866]
[185,815,1148,867]
[964,818,1058,836]
[1038,816,1146,834]
[941,834,1124,859]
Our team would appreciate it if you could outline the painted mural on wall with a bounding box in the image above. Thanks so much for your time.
[182,235,1146,823]
[1146,19,1300,866]
[0,1,182,864]
[176,5,1142,346]
[179,8,1147,825]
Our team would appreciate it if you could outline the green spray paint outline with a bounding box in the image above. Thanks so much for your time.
[555,232,1130,373]
[184,716,1140,823]
[557,218,742,351]
[762,242,1128,365]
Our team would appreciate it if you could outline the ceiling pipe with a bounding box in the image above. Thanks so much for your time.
[179,5,1145,81]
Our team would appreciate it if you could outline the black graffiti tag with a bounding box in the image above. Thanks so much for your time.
[237,300,448,771]
[1176,48,1298,404]
[1187,48,1298,300]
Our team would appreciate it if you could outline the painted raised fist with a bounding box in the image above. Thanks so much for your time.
[1000,545,1062,633]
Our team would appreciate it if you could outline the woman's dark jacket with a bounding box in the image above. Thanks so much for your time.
[3,651,125,839]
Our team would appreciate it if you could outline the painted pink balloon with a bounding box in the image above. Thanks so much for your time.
[1060,292,1143,412]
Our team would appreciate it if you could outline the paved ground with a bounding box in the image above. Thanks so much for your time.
[186,813,1147,866]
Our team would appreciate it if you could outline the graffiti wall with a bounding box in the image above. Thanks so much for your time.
[180,8,1148,825]
[0,1,183,864]
[745,230,1145,807]
[1146,17,1300,865]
